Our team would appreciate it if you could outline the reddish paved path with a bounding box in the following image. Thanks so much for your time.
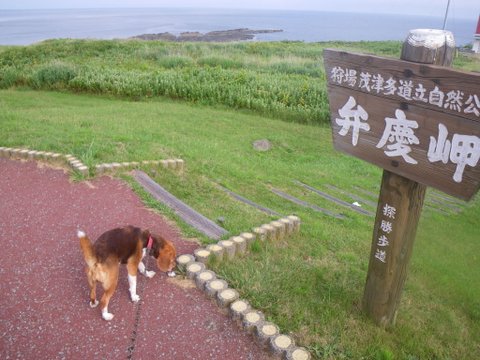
[0,159,271,360]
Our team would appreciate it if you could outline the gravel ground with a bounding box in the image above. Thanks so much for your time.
[0,159,271,359]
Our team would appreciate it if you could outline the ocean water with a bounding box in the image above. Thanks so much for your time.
[0,8,476,46]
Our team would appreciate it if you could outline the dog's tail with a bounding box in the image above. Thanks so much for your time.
[78,230,96,268]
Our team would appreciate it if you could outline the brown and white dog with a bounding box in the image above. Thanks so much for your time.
[78,226,176,321]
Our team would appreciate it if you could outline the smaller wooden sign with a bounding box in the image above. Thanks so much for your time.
[323,49,480,200]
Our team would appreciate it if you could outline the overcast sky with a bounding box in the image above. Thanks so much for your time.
[2,0,478,20]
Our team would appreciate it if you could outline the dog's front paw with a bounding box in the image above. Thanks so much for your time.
[145,270,156,278]
[90,299,99,308]
[102,312,114,321]
[131,294,140,303]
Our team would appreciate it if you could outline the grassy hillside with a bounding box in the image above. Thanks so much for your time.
[2,39,477,125]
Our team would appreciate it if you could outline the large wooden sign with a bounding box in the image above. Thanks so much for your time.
[323,31,479,328]
[323,49,480,201]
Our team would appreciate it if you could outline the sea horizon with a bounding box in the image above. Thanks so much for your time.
[0,7,476,46]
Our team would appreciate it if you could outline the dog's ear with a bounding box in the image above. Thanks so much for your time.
[156,241,176,272]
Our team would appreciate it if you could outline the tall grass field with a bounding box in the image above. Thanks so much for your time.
[0,39,479,359]
[0,39,428,125]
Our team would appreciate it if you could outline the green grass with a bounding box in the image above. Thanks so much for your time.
[1,88,478,359]
[1,39,479,359]
[2,39,477,125]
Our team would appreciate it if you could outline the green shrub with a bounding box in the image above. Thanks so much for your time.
[6,39,477,125]
[197,56,243,69]
[156,56,194,68]
[0,66,24,88]
[33,62,77,89]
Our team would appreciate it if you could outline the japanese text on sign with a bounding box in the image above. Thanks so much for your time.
[323,49,480,201]
[374,203,397,264]
[335,96,480,183]
[330,66,480,117]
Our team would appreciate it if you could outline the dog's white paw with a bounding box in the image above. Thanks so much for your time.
[145,270,156,278]
[102,312,114,321]
[90,299,99,308]
[131,294,140,303]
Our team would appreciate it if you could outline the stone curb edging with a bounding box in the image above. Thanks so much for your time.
[0,146,184,177]
[176,215,311,359]
[95,159,184,175]
[0,146,91,175]
[65,154,89,176]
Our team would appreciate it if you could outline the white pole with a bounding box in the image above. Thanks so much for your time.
[442,0,451,30]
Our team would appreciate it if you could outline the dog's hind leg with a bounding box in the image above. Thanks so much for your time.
[85,267,99,308]
[99,264,119,321]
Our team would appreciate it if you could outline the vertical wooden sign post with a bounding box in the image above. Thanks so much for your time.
[362,30,454,327]
[362,30,455,327]
[323,29,480,327]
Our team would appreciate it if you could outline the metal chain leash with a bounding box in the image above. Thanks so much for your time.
[126,252,151,360]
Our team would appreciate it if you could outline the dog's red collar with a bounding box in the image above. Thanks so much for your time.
[147,235,153,250]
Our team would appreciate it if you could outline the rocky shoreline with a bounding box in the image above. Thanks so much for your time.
[130,28,283,42]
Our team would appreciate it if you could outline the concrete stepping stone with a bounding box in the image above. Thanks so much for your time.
[217,184,281,216]
[325,184,377,208]
[295,180,374,217]
[271,188,345,219]
[133,170,228,239]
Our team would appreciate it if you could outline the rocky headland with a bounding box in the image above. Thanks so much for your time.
[131,28,283,42]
